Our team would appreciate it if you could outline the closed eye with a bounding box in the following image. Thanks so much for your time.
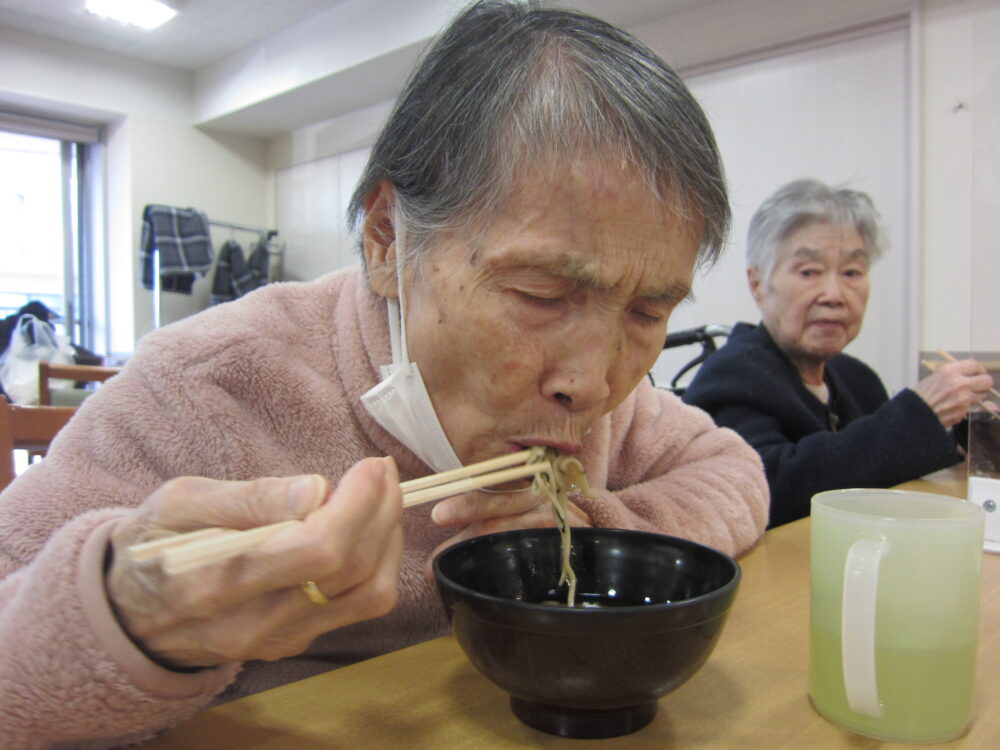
[517,291,563,307]
[631,308,666,326]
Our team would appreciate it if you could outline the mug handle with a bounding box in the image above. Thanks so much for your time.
[841,537,888,717]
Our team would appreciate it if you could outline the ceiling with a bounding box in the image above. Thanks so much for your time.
[0,0,708,135]
[0,0,355,71]
[0,0,703,72]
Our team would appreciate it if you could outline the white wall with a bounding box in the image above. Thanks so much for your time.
[3,0,998,365]
[650,25,912,394]
[632,0,1000,380]
[970,1,1000,352]
[922,0,1000,353]
[275,146,369,282]
[194,0,451,131]
[127,119,270,335]
[271,0,1000,400]
[651,0,999,366]
[0,27,271,352]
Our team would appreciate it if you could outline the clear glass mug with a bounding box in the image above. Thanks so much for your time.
[810,489,984,743]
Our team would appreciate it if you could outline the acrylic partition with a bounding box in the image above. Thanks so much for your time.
[966,4,1000,553]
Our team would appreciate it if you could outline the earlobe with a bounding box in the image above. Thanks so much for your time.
[363,180,398,298]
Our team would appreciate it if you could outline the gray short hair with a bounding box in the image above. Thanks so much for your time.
[348,0,728,268]
[746,178,884,280]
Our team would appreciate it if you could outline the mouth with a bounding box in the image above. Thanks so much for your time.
[514,438,584,456]
[479,438,584,493]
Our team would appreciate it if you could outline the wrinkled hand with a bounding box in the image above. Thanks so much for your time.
[913,358,995,428]
[423,486,593,578]
[106,457,403,670]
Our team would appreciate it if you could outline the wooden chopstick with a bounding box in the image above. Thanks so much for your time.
[128,526,236,563]
[127,451,551,574]
[399,448,533,493]
[146,521,302,574]
[401,461,549,506]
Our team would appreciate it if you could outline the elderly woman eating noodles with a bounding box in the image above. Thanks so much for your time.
[684,177,992,528]
[0,2,767,747]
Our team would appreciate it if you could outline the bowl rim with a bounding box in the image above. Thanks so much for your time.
[433,526,742,617]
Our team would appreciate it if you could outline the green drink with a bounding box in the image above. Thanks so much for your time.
[810,625,976,742]
[809,489,983,743]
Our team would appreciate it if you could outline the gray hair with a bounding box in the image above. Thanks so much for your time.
[348,0,728,268]
[746,178,884,280]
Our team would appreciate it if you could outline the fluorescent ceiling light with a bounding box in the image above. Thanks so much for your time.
[84,0,178,30]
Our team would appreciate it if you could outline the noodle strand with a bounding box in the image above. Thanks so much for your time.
[527,447,592,606]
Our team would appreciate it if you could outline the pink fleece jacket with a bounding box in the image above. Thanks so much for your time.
[0,267,768,748]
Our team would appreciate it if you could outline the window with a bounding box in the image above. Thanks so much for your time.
[0,111,102,354]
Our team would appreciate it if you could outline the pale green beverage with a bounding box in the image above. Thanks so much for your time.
[810,490,983,743]
[810,626,976,742]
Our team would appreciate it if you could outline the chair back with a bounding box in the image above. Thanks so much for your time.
[0,400,76,491]
[660,324,732,395]
[39,361,121,406]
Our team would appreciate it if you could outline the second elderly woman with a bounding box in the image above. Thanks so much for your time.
[684,177,993,527]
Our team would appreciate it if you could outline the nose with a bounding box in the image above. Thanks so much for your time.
[817,272,846,304]
[541,322,617,413]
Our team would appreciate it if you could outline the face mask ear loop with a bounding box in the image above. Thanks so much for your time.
[390,206,410,367]
[385,206,409,371]
[385,297,402,374]
[395,213,410,365]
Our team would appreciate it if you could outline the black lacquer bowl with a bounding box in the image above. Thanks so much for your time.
[433,527,741,739]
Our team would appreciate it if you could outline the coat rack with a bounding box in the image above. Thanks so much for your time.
[151,219,279,330]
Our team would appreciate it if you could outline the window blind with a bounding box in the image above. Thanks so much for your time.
[0,110,101,144]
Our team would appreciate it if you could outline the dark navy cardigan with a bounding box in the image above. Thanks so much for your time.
[682,322,961,527]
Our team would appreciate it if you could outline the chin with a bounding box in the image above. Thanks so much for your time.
[803,336,847,359]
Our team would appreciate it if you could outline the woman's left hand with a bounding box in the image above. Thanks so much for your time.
[423,489,592,578]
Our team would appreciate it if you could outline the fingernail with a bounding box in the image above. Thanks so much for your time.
[431,502,453,525]
[381,455,399,485]
[288,475,323,517]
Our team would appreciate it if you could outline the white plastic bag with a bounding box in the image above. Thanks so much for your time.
[0,314,75,404]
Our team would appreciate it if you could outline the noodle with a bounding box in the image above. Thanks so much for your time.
[527,447,592,606]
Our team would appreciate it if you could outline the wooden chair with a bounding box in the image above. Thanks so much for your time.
[0,399,76,491]
[38,361,121,406]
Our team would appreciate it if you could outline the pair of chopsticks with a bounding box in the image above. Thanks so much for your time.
[127,449,550,574]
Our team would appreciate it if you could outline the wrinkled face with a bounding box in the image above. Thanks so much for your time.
[749,221,870,381]
[385,162,701,466]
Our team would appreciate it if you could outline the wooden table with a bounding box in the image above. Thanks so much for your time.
[143,470,999,748]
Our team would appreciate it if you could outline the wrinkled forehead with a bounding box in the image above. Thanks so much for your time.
[453,156,704,252]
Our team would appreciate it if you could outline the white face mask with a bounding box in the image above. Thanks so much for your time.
[360,217,463,473]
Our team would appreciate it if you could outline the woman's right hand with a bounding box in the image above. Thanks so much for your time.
[912,358,995,429]
[104,457,403,670]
